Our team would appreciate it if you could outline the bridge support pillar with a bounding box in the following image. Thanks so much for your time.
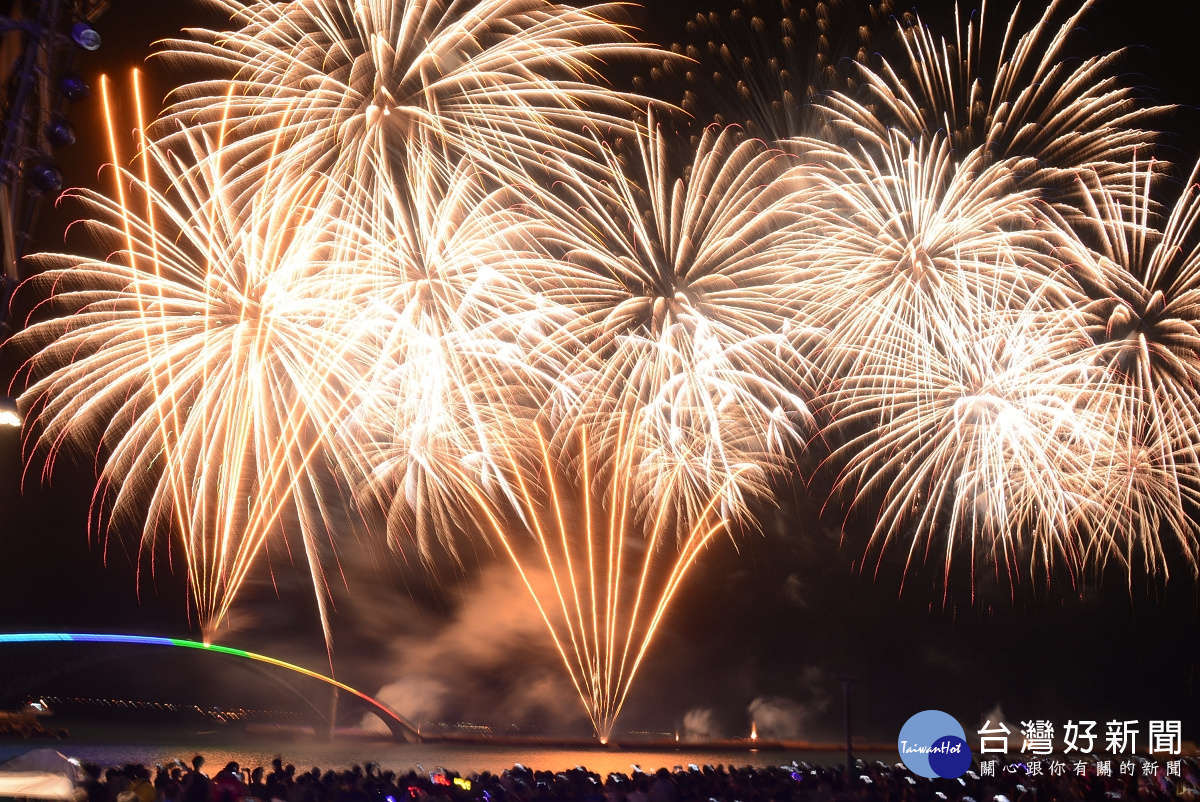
[321,687,338,741]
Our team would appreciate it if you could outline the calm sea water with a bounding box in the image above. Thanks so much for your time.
[1,736,892,776]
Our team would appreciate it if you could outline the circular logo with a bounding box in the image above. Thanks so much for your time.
[898,710,972,779]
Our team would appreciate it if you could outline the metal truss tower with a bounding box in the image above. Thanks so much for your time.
[0,0,108,337]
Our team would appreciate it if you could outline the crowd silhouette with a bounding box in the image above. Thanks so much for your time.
[72,755,1200,802]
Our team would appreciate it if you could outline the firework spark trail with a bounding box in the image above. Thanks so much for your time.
[12,75,372,646]
[462,415,740,742]
[519,111,816,533]
[156,0,667,210]
[817,0,1163,195]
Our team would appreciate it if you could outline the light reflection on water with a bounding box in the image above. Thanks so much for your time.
[41,741,891,776]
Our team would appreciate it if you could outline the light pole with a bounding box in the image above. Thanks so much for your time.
[838,676,855,780]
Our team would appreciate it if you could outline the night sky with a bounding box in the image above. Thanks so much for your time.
[3,0,1200,746]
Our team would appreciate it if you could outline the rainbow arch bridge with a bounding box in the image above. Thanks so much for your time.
[0,633,420,742]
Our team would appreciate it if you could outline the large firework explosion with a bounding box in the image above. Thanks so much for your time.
[7,0,1199,735]
[12,74,372,648]
[521,109,816,534]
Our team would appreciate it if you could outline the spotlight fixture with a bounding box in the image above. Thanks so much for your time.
[45,117,76,147]
[27,161,63,193]
[70,22,101,51]
[59,73,88,102]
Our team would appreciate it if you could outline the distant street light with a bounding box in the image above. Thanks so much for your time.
[0,396,21,427]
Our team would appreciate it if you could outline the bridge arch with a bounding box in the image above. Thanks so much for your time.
[0,633,420,742]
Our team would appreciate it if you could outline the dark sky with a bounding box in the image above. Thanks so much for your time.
[3,0,1200,746]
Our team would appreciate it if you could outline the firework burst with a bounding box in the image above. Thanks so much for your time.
[12,76,369,644]
[1044,158,1200,578]
[822,294,1111,597]
[817,0,1161,195]
[158,0,665,204]
[330,144,559,563]
[790,131,1076,415]
[522,111,816,534]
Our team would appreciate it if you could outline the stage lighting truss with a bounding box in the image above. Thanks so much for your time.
[0,0,109,337]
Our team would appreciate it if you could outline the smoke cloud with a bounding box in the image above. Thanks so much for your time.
[746,666,831,739]
[361,562,589,734]
[682,707,720,740]
[747,696,806,739]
